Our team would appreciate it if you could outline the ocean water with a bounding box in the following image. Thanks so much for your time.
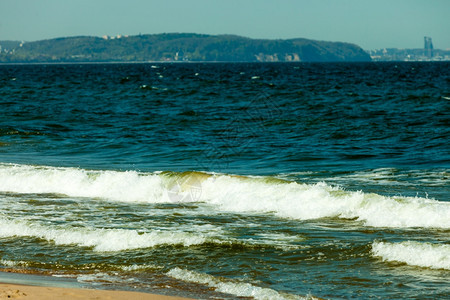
[0,62,449,299]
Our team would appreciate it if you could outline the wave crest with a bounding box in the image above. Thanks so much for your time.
[1,163,449,229]
[372,241,450,270]
[0,217,211,252]
[167,267,310,299]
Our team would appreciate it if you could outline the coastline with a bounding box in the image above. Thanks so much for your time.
[0,271,189,300]
[0,283,187,299]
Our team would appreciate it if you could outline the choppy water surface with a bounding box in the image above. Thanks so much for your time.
[0,62,449,299]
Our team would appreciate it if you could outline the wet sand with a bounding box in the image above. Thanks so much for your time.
[0,283,188,299]
[0,271,189,300]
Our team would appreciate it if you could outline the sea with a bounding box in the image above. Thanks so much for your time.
[0,62,449,299]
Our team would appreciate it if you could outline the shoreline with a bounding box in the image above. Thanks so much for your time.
[0,283,187,299]
[0,270,189,300]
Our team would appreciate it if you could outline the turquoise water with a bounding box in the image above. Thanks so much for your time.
[0,62,449,299]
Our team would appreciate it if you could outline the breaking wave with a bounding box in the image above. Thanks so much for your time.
[0,216,305,252]
[372,241,450,270]
[167,267,311,299]
[1,163,449,229]
[0,216,212,252]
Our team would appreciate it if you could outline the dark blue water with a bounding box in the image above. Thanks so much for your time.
[1,62,448,173]
[0,62,449,299]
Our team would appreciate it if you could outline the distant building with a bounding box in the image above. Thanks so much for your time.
[424,36,433,58]
[367,46,450,62]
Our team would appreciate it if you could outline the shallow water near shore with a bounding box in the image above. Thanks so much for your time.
[0,62,449,299]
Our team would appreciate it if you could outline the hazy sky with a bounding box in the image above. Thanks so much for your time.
[0,0,449,50]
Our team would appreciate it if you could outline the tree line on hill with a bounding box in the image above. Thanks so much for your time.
[0,33,371,63]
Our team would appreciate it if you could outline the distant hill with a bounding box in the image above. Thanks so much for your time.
[0,33,371,63]
[0,41,21,52]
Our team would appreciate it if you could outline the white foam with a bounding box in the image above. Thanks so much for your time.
[118,264,163,272]
[245,233,307,251]
[1,163,449,229]
[0,217,212,252]
[76,272,136,285]
[372,241,450,270]
[0,215,307,252]
[0,163,165,203]
[200,175,450,229]
[167,267,309,299]
[0,259,28,267]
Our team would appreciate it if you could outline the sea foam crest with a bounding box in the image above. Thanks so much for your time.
[372,241,450,270]
[167,267,310,300]
[0,217,210,252]
[1,163,449,229]
[0,163,165,202]
[200,175,450,229]
[0,216,302,252]
[0,259,29,268]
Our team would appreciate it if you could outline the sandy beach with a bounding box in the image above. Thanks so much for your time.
[0,283,188,300]
[0,270,191,300]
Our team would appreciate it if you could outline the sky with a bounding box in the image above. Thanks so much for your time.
[0,0,449,50]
